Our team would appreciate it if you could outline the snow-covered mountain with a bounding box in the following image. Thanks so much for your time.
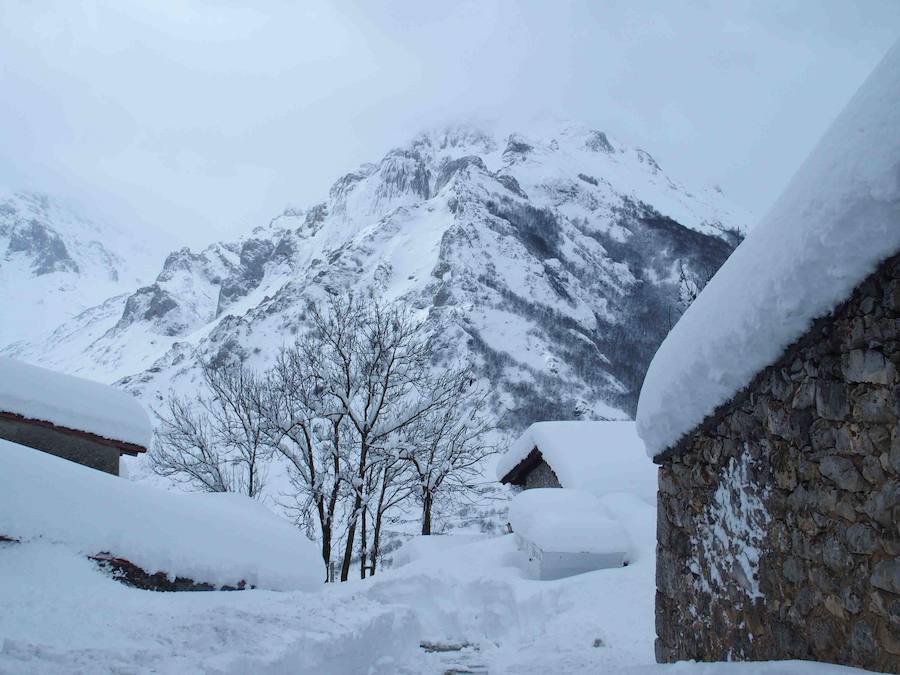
[0,190,171,348]
[6,123,750,427]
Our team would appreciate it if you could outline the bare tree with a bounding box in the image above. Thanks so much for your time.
[401,371,499,535]
[151,359,270,498]
[365,448,415,575]
[151,395,231,493]
[151,293,501,582]
[677,261,714,311]
[264,345,346,577]
[304,294,462,580]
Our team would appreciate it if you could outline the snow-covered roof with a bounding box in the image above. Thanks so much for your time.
[637,40,900,460]
[0,356,152,449]
[507,488,630,555]
[0,438,323,591]
[496,421,656,505]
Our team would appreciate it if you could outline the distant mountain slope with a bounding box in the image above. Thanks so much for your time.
[0,190,171,348]
[7,123,750,428]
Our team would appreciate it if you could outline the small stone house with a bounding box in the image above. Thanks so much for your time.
[636,43,900,674]
[497,420,656,506]
[496,421,655,579]
[0,357,151,475]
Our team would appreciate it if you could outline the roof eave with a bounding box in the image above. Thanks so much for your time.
[498,447,544,485]
[0,411,148,456]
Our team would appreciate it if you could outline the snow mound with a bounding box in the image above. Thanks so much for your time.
[0,439,323,591]
[637,40,900,458]
[496,421,656,505]
[391,533,489,568]
[508,488,630,555]
[0,542,414,674]
[0,356,152,448]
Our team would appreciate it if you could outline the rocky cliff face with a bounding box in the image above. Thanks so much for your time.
[6,123,749,428]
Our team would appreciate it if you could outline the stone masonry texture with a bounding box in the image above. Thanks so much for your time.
[655,252,900,673]
[523,457,562,489]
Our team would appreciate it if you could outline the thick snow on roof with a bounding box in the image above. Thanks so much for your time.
[496,421,656,505]
[507,488,630,555]
[0,439,323,591]
[0,356,152,448]
[637,40,900,459]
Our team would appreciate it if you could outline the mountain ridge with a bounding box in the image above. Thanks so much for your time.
[0,190,172,348]
[5,122,749,435]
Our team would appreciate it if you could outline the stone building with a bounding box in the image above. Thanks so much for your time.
[636,42,900,673]
[497,422,649,580]
[496,420,656,506]
[0,357,151,475]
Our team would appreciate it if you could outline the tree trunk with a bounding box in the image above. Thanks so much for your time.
[340,498,359,582]
[324,420,341,582]
[422,491,433,535]
[370,512,382,576]
[340,439,368,582]
[359,501,368,580]
[318,495,331,582]
[370,469,389,575]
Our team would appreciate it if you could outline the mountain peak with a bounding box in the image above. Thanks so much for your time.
[7,121,750,431]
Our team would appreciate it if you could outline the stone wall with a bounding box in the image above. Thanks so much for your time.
[0,417,121,475]
[655,252,900,673]
[524,458,562,489]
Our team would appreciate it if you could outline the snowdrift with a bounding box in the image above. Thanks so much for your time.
[508,488,630,556]
[0,439,322,591]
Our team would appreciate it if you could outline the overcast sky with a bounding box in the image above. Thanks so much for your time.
[1,1,898,247]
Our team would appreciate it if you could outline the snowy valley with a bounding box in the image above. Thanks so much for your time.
[0,122,755,673]
[3,38,898,672]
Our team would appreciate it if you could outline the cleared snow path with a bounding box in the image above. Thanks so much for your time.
[0,533,880,673]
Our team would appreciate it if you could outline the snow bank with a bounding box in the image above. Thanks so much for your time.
[0,439,322,591]
[496,421,656,504]
[0,542,415,674]
[0,356,152,448]
[507,488,630,555]
[391,533,489,568]
[637,40,900,458]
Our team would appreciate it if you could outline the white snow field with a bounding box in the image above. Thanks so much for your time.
[637,39,900,458]
[0,439,323,592]
[0,356,152,448]
[496,420,657,505]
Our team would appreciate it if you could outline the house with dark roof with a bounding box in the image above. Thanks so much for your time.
[0,357,151,475]
[496,420,655,580]
[496,420,656,506]
[636,41,900,673]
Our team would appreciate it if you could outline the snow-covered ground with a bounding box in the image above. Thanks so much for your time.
[0,446,877,674]
[1,481,659,673]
